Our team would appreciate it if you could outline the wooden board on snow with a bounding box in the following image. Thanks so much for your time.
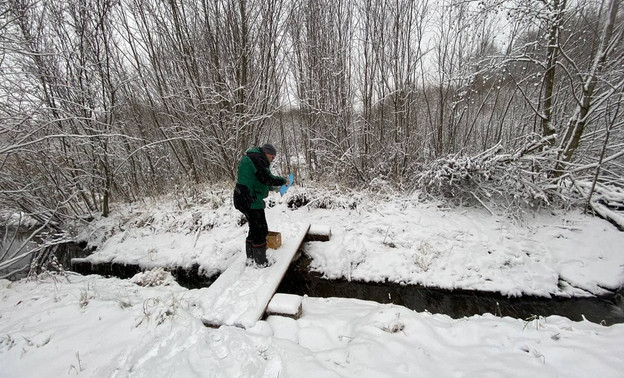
[266,293,303,319]
[200,223,310,329]
[304,224,332,242]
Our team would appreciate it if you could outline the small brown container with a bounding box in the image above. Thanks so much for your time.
[266,231,282,249]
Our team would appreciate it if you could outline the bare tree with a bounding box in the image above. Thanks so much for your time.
[288,0,359,181]
[555,0,622,173]
[1,0,622,236]
[355,0,431,180]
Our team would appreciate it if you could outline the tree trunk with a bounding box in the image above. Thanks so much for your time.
[555,0,619,174]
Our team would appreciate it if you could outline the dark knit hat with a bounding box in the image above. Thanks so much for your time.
[261,143,277,155]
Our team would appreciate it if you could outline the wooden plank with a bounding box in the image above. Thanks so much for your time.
[304,224,332,242]
[266,293,303,319]
[199,223,310,329]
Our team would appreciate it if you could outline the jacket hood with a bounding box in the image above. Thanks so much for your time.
[246,147,263,155]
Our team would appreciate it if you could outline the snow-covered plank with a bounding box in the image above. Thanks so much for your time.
[304,224,332,242]
[199,223,310,329]
[266,293,303,319]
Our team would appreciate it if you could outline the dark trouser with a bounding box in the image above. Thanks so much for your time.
[241,208,268,246]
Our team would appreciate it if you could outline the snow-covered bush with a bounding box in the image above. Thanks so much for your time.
[416,136,557,216]
[130,267,176,287]
[286,187,361,210]
[416,133,624,226]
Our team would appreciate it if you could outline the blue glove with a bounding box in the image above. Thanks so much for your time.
[279,173,295,196]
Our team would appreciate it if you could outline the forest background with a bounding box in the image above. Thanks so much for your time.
[1,0,623,277]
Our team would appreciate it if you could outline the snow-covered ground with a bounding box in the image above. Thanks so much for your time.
[2,185,624,377]
[76,186,624,298]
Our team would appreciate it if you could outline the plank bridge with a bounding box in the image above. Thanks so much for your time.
[199,223,330,328]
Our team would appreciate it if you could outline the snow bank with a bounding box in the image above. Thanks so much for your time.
[75,187,624,298]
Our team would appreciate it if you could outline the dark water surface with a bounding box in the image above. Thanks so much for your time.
[277,254,624,326]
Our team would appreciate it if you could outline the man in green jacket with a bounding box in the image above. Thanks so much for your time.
[233,144,287,267]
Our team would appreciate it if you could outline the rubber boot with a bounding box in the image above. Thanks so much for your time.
[252,242,270,267]
[245,239,253,259]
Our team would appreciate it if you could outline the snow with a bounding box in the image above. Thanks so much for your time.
[72,188,624,298]
[267,294,303,317]
[2,273,624,377]
[308,224,332,237]
[2,186,624,377]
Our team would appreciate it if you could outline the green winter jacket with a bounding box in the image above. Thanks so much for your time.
[233,147,286,210]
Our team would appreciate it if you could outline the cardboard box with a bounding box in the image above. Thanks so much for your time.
[266,231,282,249]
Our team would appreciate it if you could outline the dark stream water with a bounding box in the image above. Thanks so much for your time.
[1,239,91,280]
[66,244,624,326]
[279,255,624,326]
[0,238,35,280]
